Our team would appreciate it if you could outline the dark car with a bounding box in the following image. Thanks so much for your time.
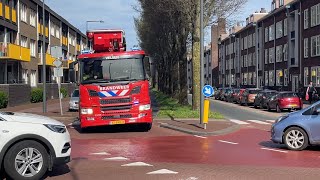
[214,88,223,100]
[220,88,232,101]
[253,90,278,109]
[240,88,261,106]
[267,91,303,112]
[226,88,240,102]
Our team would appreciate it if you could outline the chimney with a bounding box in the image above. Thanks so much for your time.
[260,8,267,13]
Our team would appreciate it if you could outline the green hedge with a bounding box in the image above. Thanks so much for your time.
[31,88,43,103]
[60,87,68,98]
[0,91,8,108]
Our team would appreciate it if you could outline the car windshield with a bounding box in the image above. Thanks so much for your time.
[72,90,79,97]
[282,93,298,98]
[80,58,145,84]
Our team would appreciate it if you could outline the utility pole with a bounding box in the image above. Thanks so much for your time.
[200,0,204,124]
[42,0,46,113]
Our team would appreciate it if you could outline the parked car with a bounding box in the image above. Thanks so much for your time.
[0,112,71,179]
[69,89,79,111]
[220,88,232,101]
[225,88,236,102]
[240,88,261,106]
[214,88,223,100]
[267,91,303,112]
[271,101,320,150]
[253,90,278,109]
[226,89,239,102]
[234,89,246,104]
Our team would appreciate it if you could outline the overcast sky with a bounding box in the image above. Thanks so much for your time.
[46,0,272,49]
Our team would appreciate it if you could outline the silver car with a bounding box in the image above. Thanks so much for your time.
[69,89,79,111]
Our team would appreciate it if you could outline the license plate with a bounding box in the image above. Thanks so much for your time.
[289,104,298,107]
[110,120,125,125]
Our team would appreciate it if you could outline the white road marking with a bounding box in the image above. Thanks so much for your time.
[266,120,275,123]
[90,152,110,155]
[147,169,178,175]
[229,119,249,125]
[121,162,153,167]
[247,120,270,125]
[218,140,238,145]
[103,156,129,161]
[261,147,288,153]
[194,135,207,139]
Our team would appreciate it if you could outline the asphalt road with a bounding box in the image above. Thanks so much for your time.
[209,99,282,121]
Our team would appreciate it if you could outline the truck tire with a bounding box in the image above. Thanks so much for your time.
[4,140,49,180]
[140,123,152,132]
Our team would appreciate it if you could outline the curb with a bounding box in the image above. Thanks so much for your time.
[159,122,240,136]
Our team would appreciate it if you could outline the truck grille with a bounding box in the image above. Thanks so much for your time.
[102,114,132,120]
[100,98,131,104]
[101,105,132,111]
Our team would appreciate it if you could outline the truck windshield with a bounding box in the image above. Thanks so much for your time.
[80,58,145,84]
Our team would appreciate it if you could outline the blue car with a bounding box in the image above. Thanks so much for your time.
[271,101,320,151]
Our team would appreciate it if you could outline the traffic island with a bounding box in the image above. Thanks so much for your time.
[156,119,240,136]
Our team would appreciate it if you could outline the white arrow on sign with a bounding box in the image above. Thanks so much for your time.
[204,87,212,95]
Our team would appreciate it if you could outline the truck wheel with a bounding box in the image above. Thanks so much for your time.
[140,123,152,132]
[4,140,49,180]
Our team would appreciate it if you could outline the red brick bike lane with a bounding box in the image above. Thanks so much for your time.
[70,128,320,168]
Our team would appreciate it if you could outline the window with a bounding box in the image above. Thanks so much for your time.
[31,70,37,87]
[248,53,252,66]
[51,21,55,36]
[310,66,320,86]
[20,36,28,48]
[276,45,282,62]
[252,33,256,47]
[248,72,252,85]
[283,43,288,61]
[304,67,309,87]
[304,38,309,58]
[30,9,36,27]
[22,69,28,84]
[269,70,274,86]
[311,35,320,57]
[284,69,288,86]
[279,0,284,6]
[55,25,60,38]
[244,73,248,85]
[244,36,247,49]
[265,27,269,42]
[244,54,247,67]
[304,9,309,29]
[20,3,27,23]
[311,4,320,27]
[30,39,36,57]
[265,71,269,86]
[253,72,256,85]
[252,52,256,66]
[240,56,243,67]
[283,18,288,36]
[265,49,268,64]
[248,34,252,48]
[276,21,283,39]
[276,70,283,86]
[269,47,274,63]
[269,25,274,41]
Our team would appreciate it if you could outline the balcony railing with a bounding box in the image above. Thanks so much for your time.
[0,3,3,17]
[12,8,16,23]
[5,5,9,20]
[0,43,30,62]
[38,53,55,66]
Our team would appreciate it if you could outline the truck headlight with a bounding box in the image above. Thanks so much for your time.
[139,104,151,111]
[44,124,66,133]
[81,108,93,115]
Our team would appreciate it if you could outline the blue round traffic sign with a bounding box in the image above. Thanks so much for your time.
[202,85,214,97]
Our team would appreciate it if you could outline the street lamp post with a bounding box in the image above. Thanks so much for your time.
[42,0,46,113]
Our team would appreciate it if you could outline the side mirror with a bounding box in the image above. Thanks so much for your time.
[316,108,320,114]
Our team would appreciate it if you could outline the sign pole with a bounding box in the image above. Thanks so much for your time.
[57,76,63,116]
[53,58,63,116]
[202,85,214,129]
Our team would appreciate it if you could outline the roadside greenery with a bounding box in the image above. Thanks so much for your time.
[60,87,68,98]
[31,88,43,103]
[153,90,224,119]
[0,91,8,108]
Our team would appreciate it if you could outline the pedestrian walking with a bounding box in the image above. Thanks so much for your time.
[306,82,317,104]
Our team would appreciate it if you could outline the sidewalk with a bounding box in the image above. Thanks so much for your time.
[156,119,240,136]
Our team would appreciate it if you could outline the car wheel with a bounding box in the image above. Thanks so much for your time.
[267,104,271,111]
[4,140,49,180]
[254,102,257,108]
[260,102,264,109]
[283,127,309,151]
[276,104,282,113]
[245,100,248,106]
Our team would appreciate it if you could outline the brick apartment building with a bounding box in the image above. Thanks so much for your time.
[0,0,87,106]
[216,0,320,93]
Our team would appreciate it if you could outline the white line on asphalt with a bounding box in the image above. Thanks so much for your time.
[261,147,288,153]
[90,152,110,155]
[121,162,153,167]
[229,119,249,125]
[194,135,207,139]
[247,120,271,125]
[147,169,178,175]
[266,120,275,123]
[103,156,129,161]
[218,140,238,145]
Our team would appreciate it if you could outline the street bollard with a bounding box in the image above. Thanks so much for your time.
[203,98,210,129]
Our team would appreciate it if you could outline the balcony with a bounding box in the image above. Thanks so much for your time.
[38,53,55,66]
[12,8,16,23]
[61,60,73,68]
[5,5,9,20]
[62,36,68,46]
[0,43,30,62]
[0,3,3,17]
[38,23,49,37]
[76,44,81,52]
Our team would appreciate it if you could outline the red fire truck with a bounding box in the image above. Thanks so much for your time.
[74,29,152,132]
